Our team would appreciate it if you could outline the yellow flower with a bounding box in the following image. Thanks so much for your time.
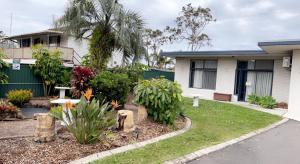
[84,88,93,101]
[65,101,73,110]
[111,100,120,109]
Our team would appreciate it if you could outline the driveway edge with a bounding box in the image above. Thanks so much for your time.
[68,117,192,164]
[165,118,289,164]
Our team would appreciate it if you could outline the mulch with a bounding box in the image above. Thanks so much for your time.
[0,118,186,164]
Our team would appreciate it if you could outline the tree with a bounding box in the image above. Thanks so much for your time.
[56,0,144,71]
[32,45,65,96]
[166,3,216,51]
[143,28,174,69]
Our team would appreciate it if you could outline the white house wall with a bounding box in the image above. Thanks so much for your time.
[272,59,291,103]
[286,50,300,121]
[215,58,237,95]
[175,57,237,100]
[66,36,89,59]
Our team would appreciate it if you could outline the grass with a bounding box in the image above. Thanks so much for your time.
[93,98,281,164]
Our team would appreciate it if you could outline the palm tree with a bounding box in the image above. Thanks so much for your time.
[56,0,144,71]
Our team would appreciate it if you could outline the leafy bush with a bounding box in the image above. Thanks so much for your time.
[111,64,148,91]
[71,66,95,98]
[50,90,115,144]
[247,94,260,104]
[7,90,33,107]
[32,45,65,96]
[134,78,183,125]
[57,69,72,87]
[90,71,130,105]
[258,96,277,109]
[0,50,8,84]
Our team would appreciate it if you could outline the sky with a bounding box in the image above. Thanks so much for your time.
[0,0,300,51]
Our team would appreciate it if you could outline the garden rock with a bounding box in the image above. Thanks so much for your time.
[138,105,148,122]
[34,113,55,142]
[117,110,135,132]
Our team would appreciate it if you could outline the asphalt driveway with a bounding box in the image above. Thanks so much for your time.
[188,120,300,164]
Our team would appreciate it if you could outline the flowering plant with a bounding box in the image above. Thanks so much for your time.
[50,89,115,144]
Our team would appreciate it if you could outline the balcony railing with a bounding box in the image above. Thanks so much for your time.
[2,47,74,62]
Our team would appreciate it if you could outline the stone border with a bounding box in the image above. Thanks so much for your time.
[164,118,289,164]
[68,117,192,164]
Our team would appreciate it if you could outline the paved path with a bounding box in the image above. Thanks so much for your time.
[0,119,36,138]
[188,120,300,164]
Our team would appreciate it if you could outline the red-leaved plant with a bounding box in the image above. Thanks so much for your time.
[0,100,19,120]
[71,66,95,98]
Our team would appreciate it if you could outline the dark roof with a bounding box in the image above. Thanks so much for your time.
[258,40,300,47]
[161,50,268,57]
[5,30,63,40]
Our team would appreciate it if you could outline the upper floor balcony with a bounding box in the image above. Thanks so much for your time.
[2,46,75,62]
[1,29,81,64]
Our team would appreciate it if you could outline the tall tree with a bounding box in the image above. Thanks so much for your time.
[56,0,144,71]
[166,3,216,51]
[143,29,173,69]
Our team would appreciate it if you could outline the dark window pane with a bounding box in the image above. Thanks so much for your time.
[255,60,273,70]
[204,60,218,69]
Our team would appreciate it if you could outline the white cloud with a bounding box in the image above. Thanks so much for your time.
[0,0,299,51]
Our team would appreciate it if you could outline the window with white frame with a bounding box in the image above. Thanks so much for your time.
[189,60,218,90]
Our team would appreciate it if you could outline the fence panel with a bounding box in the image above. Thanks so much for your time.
[0,64,44,97]
[143,69,174,81]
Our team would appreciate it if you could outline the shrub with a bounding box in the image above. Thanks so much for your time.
[50,90,115,144]
[71,66,95,98]
[134,78,183,125]
[258,96,277,109]
[111,64,148,91]
[0,100,19,120]
[90,71,130,105]
[247,94,260,104]
[7,90,33,107]
[32,45,65,96]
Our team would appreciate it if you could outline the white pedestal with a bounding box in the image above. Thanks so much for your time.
[55,87,71,99]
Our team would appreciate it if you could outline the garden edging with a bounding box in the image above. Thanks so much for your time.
[164,118,289,164]
[68,117,192,164]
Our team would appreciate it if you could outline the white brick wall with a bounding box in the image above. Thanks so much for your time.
[272,59,291,103]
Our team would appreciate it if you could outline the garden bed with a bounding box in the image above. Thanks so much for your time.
[0,118,185,164]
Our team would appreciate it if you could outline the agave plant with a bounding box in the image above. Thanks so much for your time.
[50,91,116,144]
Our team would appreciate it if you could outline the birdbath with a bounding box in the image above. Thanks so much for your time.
[50,99,80,125]
[54,87,71,99]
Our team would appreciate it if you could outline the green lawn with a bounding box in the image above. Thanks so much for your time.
[93,98,281,164]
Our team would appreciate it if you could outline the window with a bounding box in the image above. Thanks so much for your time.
[245,60,274,97]
[49,35,61,46]
[190,60,217,90]
[20,38,31,47]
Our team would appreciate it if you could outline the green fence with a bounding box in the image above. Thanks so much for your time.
[143,69,174,81]
[0,64,44,97]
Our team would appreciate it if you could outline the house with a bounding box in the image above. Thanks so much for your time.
[0,29,123,97]
[161,40,300,121]
[1,29,123,67]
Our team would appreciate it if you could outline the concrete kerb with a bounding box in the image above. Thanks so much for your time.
[164,118,289,164]
[68,117,192,164]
